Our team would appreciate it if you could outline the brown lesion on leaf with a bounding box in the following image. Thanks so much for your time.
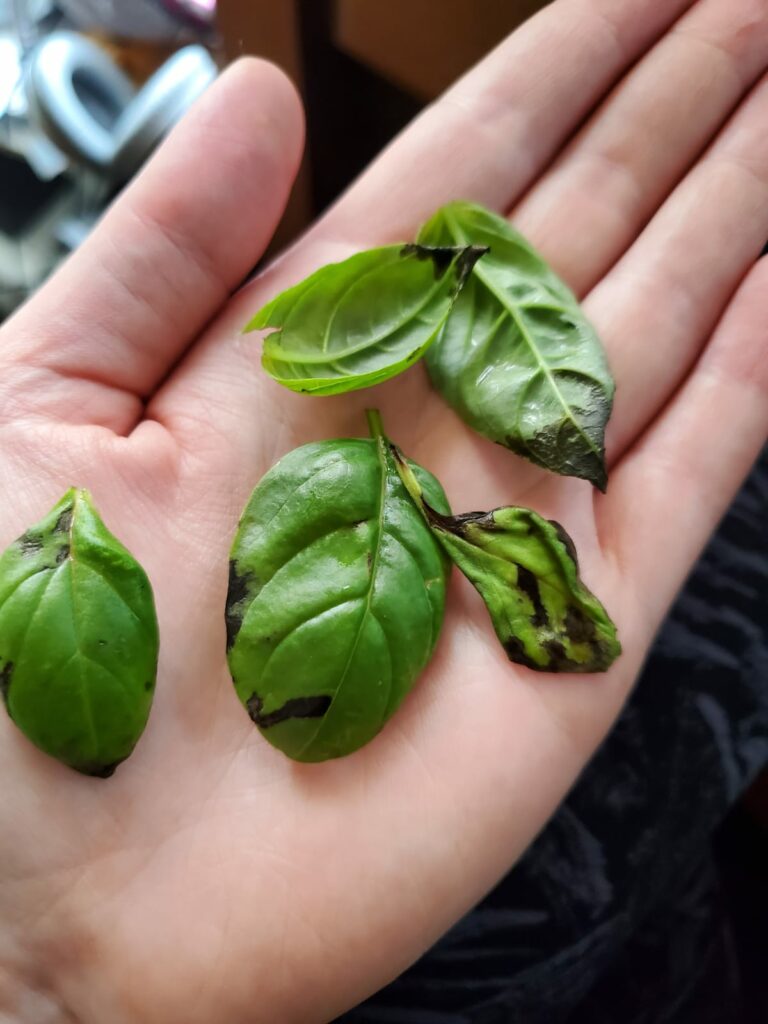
[54,508,73,535]
[436,508,497,534]
[18,532,43,554]
[0,662,13,707]
[225,560,256,652]
[417,496,499,538]
[564,605,597,645]
[246,693,331,729]
[54,544,70,565]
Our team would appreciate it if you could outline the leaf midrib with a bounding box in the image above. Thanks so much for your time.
[442,207,602,463]
[68,494,100,765]
[268,269,447,368]
[295,437,390,758]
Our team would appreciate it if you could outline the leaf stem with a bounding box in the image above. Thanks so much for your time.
[365,408,385,440]
[390,444,427,513]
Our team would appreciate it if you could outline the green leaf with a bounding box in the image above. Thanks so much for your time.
[246,243,486,396]
[418,201,615,490]
[394,452,620,672]
[0,489,159,776]
[226,412,450,762]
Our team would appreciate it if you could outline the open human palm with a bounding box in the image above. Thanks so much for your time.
[1,1,767,1020]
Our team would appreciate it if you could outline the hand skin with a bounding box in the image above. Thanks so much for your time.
[1,0,767,1020]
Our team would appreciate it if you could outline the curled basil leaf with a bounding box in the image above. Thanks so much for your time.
[394,452,620,672]
[246,243,486,396]
[226,411,450,762]
[0,489,159,776]
[418,201,615,491]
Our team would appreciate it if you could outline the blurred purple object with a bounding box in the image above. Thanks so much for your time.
[55,0,215,40]
[161,0,215,31]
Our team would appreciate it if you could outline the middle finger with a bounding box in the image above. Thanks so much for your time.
[510,0,768,296]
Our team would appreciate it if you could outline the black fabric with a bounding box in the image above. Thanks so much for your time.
[340,444,768,1024]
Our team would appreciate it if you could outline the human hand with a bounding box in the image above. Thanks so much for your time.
[0,1,766,1020]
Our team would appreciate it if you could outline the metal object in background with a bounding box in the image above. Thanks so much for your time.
[0,1,219,318]
[55,0,216,41]
[26,32,217,180]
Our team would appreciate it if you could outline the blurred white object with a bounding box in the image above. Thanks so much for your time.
[0,0,53,33]
[0,19,217,316]
[0,36,21,116]
[0,28,70,178]
[112,43,218,179]
[26,31,217,179]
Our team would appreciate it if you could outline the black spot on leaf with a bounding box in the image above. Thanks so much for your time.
[87,759,121,779]
[452,245,488,296]
[502,636,541,671]
[225,560,255,652]
[543,639,568,669]
[548,519,579,568]
[55,544,70,565]
[0,662,13,706]
[399,243,456,279]
[399,243,488,289]
[503,433,533,460]
[246,693,332,729]
[516,565,548,628]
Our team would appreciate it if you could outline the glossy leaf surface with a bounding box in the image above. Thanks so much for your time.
[226,421,450,762]
[418,201,615,490]
[0,489,159,776]
[246,243,486,396]
[395,453,620,672]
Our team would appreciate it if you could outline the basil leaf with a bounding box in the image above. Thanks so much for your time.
[246,243,486,396]
[226,412,450,762]
[394,451,620,672]
[0,489,159,776]
[418,201,615,491]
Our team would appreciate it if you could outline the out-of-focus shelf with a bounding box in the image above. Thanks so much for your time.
[335,0,548,100]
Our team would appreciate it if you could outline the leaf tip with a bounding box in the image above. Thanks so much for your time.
[592,462,609,493]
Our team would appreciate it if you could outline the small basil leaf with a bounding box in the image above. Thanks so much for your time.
[394,451,620,672]
[0,489,159,776]
[226,413,450,762]
[246,243,486,396]
[418,201,615,491]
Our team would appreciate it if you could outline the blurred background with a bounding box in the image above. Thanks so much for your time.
[1,2,766,1020]
[0,0,545,319]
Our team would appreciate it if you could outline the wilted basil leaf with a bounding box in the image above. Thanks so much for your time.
[246,243,486,396]
[226,412,450,762]
[418,201,615,490]
[0,489,159,776]
[394,451,620,672]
